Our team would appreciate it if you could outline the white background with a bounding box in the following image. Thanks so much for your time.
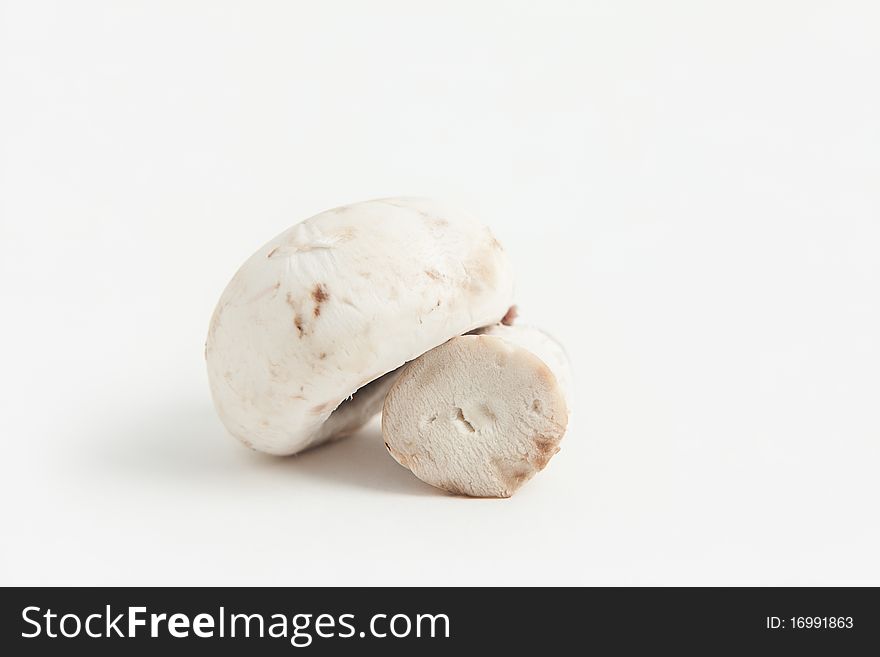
[2,1,878,586]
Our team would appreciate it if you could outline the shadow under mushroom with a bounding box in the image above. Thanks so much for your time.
[91,400,437,496]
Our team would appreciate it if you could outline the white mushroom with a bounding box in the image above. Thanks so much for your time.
[381,324,571,497]
[206,197,514,455]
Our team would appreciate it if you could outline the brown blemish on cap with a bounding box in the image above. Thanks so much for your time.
[267,246,279,258]
[312,283,329,317]
[286,293,306,336]
[319,352,327,360]
[425,269,441,280]
[501,305,518,326]
[312,285,329,303]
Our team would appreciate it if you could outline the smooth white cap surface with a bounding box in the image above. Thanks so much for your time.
[206,197,515,455]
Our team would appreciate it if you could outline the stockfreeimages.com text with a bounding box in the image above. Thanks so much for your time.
[22,606,450,647]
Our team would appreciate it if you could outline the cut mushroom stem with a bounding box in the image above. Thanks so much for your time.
[381,324,571,498]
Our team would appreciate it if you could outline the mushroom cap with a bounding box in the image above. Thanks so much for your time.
[382,324,570,497]
[206,197,515,455]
